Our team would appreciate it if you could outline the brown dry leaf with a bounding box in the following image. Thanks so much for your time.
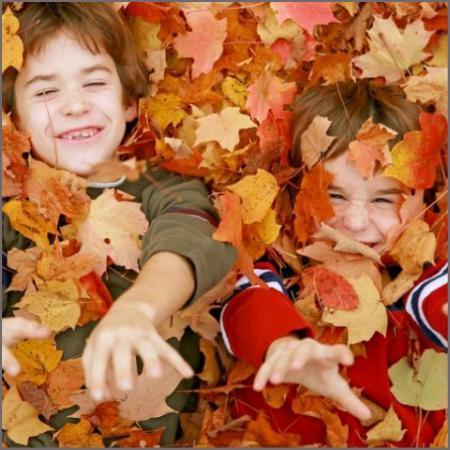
[46,359,85,409]
[1,385,53,446]
[88,158,142,184]
[139,93,185,131]
[17,381,58,420]
[389,220,436,274]
[89,401,134,438]
[359,397,387,428]
[3,200,57,248]
[262,385,290,409]
[227,359,256,384]
[24,160,90,228]
[322,275,387,345]
[36,248,98,282]
[113,428,165,448]
[55,418,104,448]
[16,279,81,332]
[295,293,322,327]
[366,406,406,444]
[242,411,301,447]
[382,270,421,306]
[2,7,23,73]
[300,116,336,169]
[291,391,348,447]
[6,247,42,292]
[198,338,221,387]
[315,223,381,263]
[9,339,62,386]
[309,52,352,86]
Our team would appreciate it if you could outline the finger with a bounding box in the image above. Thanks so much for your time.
[290,342,313,372]
[332,378,372,422]
[2,346,20,376]
[112,341,134,391]
[82,341,93,389]
[88,340,112,401]
[155,337,193,378]
[319,344,354,366]
[134,339,162,378]
[269,352,294,385]
[16,319,51,341]
[253,359,275,391]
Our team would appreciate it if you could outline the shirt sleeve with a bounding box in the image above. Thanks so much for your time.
[138,169,237,306]
[220,265,314,368]
[404,260,448,351]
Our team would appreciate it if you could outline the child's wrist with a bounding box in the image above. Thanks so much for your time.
[112,299,156,322]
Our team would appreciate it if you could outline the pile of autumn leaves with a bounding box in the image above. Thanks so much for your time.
[2,2,449,448]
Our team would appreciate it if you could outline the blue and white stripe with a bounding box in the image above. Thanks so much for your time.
[405,262,448,350]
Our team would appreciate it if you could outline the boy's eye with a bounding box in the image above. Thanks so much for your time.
[329,192,346,201]
[84,81,107,88]
[372,197,394,204]
[35,88,58,97]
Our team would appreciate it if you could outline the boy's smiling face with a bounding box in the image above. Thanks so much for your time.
[13,30,137,176]
[324,152,409,251]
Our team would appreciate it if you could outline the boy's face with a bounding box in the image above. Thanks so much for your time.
[324,152,408,251]
[14,31,137,176]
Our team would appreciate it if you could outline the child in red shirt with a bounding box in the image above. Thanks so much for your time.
[220,81,448,447]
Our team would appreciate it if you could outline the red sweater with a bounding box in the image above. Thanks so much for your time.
[220,260,448,447]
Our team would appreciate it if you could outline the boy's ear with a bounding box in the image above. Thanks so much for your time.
[125,100,138,122]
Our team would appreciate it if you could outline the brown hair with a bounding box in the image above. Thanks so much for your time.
[290,80,422,167]
[2,2,148,113]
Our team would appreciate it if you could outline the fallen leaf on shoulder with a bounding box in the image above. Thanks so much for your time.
[88,158,142,184]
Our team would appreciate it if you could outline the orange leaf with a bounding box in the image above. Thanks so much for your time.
[302,266,359,310]
[227,359,257,384]
[113,428,165,448]
[89,402,133,438]
[2,125,30,197]
[46,359,84,409]
[294,163,334,243]
[213,191,262,286]
[55,418,104,448]
[242,411,301,447]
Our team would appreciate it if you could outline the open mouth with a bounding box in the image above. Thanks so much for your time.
[57,127,103,141]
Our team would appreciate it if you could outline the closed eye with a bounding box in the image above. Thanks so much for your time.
[84,81,107,87]
[329,192,346,201]
[372,197,394,204]
[35,88,58,97]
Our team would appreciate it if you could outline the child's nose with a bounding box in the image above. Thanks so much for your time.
[60,89,90,116]
[342,203,369,232]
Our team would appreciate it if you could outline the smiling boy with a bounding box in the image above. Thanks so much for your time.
[2,3,236,446]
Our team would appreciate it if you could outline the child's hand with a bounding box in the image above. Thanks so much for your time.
[253,336,371,422]
[82,302,194,402]
[2,317,51,376]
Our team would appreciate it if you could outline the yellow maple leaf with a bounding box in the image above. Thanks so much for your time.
[10,339,62,386]
[389,220,436,274]
[256,5,300,45]
[55,418,104,448]
[16,279,81,332]
[353,16,433,84]
[128,16,161,53]
[366,406,406,444]
[243,208,281,260]
[2,7,23,73]
[3,200,57,248]
[76,189,149,275]
[228,169,279,224]
[221,76,248,108]
[322,275,388,345]
[2,385,53,446]
[139,92,185,130]
[194,107,256,151]
[429,34,448,68]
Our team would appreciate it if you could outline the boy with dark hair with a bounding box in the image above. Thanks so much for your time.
[2,2,236,446]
